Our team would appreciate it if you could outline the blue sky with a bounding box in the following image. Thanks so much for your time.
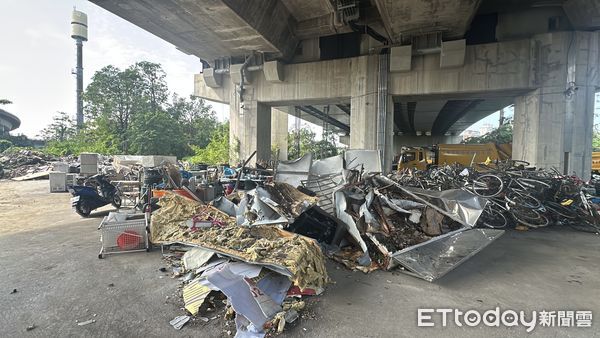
[1,0,517,138]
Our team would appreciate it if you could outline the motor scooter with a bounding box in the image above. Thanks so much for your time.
[68,174,121,217]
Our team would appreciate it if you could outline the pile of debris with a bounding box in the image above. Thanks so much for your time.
[141,151,506,337]
[150,191,328,336]
[0,149,58,179]
[111,151,600,335]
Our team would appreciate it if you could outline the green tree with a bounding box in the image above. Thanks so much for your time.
[134,61,169,113]
[186,123,230,164]
[84,62,167,153]
[0,139,12,153]
[0,99,12,105]
[288,128,340,160]
[38,112,75,142]
[462,121,513,144]
[43,61,223,158]
[129,110,190,157]
[168,94,218,148]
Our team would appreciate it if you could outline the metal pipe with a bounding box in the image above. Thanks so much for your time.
[75,39,83,129]
[213,64,263,75]
[246,65,263,72]
[377,52,389,171]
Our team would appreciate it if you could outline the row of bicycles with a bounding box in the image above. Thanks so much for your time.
[391,160,600,233]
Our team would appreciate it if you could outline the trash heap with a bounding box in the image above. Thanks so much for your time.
[150,191,328,337]
[0,149,57,179]
[142,152,517,335]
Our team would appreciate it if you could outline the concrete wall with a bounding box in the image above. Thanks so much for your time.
[513,31,599,179]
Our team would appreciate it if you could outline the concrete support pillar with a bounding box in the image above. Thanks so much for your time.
[384,95,395,172]
[513,31,599,179]
[350,55,379,150]
[271,108,289,160]
[229,86,271,166]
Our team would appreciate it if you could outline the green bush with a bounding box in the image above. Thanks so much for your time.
[185,123,230,165]
[0,139,12,153]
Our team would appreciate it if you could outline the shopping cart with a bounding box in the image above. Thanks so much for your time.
[98,213,149,259]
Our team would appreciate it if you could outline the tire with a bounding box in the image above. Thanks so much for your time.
[510,207,549,228]
[477,208,508,229]
[544,202,577,219]
[75,201,92,217]
[471,174,504,197]
[569,209,600,233]
[505,191,542,209]
[111,194,122,209]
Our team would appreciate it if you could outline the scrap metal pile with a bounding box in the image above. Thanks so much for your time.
[144,151,507,336]
[141,152,600,335]
[391,161,600,233]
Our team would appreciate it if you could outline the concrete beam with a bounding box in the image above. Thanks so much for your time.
[281,0,333,21]
[564,0,600,30]
[373,0,482,42]
[295,106,350,133]
[90,0,298,61]
[195,39,534,105]
[389,39,532,96]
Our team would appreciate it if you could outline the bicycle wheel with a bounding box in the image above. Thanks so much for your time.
[471,174,504,197]
[477,208,508,229]
[569,208,600,233]
[505,190,542,209]
[544,202,577,219]
[516,178,551,193]
[568,221,600,233]
[510,207,549,228]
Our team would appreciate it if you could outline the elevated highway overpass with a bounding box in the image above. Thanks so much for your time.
[91,0,600,178]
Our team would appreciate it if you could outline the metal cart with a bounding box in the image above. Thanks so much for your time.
[97,213,149,258]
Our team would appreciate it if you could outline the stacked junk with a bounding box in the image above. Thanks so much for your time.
[139,150,513,337]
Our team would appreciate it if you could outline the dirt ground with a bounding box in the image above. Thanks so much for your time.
[1,180,599,337]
